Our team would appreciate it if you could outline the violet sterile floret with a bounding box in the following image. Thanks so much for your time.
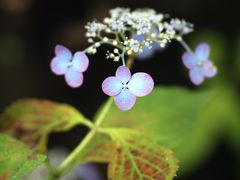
[102,66,154,111]
[50,45,89,88]
[182,43,217,85]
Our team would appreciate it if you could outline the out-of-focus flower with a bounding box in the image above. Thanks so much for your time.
[102,66,154,111]
[182,43,217,85]
[169,18,193,35]
[134,33,165,60]
[24,147,102,180]
[50,45,89,88]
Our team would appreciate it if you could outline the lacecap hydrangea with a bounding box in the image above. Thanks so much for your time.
[50,7,217,111]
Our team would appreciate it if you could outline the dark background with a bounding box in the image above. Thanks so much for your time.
[0,0,239,179]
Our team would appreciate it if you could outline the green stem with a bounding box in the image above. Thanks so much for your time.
[95,97,114,126]
[177,38,192,52]
[53,57,134,179]
[54,129,96,178]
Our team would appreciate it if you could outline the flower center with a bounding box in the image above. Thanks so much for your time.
[122,83,129,89]
[67,61,73,68]
[196,60,203,67]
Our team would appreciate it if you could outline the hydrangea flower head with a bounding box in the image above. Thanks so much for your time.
[85,8,193,62]
[102,66,154,111]
[50,45,89,88]
[182,43,217,85]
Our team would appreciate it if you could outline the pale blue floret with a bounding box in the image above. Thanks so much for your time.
[50,45,89,88]
[182,43,217,85]
[102,66,154,111]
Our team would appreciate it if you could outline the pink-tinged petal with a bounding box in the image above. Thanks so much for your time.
[50,57,69,75]
[189,67,204,85]
[182,51,197,69]
[128,72,154,97]
[115,66,131,84]
[65,69,84,88]
[202,60,217,78]
[114,89,136,111]
[195,43,210,61]
[72,52,89,72]
[55,45,72,61]
[102,77,122,96]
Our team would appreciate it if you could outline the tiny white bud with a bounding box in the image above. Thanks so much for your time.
[88,38,94,43]
[151,33,156,38]
[103,37,109,42]
[106,28,111,33]
[95,42,101,47]
[114,48,119,53]
[113,40,118,46]
[114,56,120,61]
[110,53,115,58]
[127,50,132,55]
[160,43,166,48]
[175,36,182,41]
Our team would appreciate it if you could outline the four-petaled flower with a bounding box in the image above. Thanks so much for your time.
[182,43,217,85]
[102,66,154,111]
[50,45,89,88]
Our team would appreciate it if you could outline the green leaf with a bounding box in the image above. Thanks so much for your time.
[102,87,211,148]
[234,33,240,78]
[0,134,46,180]
[175,84,240,171]
[70,127,178,180]
[0,99,89,153]
[104,128,178,180]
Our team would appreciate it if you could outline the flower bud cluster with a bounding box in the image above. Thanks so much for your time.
[85,7,194,59]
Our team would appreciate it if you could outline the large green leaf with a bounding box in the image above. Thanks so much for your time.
[0,99,90,153]
[77,133,113,164]
[175,84,240,172]
[101,87,211,148]
[104,128,178,180]
[0,134,46,180]
[66,127,178,180]
[234,33,240,78]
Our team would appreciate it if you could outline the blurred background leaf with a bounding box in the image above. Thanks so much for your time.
[0,99,90,153]
[0,134,46,180]
[234,33,240,80]
[102,87,211,148]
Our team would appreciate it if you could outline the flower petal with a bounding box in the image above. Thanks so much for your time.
[189,67,204,85]
[102,77,122,96]
[136,46,155,60]
[72,52,89,72]
[50,57,69,75]
[134,34,145,42]
[65,69,84,88]
[182,51,197,69]
[114,89,136,111]
[195,43,210,61]
[115,66,131,83]
[128,72,154,97]
[55,45,72,61]
[202,60,217,78]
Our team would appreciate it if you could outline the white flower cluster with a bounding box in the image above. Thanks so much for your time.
[85,7,194,61]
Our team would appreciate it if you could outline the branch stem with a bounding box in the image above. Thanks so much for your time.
[53,56,134,179]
